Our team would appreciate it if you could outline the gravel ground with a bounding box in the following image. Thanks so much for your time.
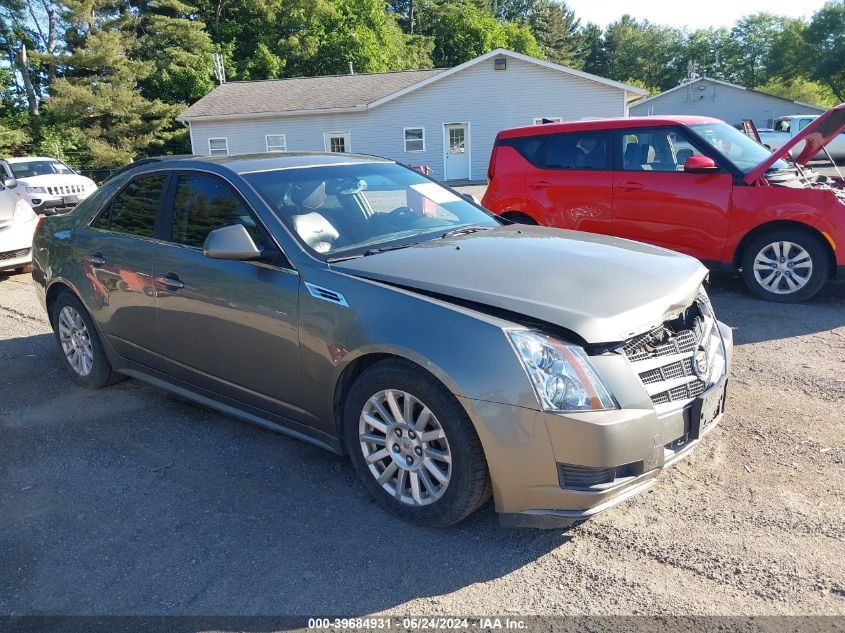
[1,267,844,617]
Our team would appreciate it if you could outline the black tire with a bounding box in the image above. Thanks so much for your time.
[343,359,491,528]
[501,211,537,225]
[14,264,33,274]
[51,291,123,389]
[740,229,830,303]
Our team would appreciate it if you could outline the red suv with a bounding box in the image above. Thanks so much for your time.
[482,106,845,302]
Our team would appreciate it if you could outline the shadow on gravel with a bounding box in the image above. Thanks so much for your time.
[706,273,845,345]
[0,332,572,616]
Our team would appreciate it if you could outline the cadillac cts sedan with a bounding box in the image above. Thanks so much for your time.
[32,153,732,528]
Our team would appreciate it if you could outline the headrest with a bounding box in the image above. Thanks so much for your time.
[291,181,327,210]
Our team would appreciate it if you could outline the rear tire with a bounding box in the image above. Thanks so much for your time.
[51,291,123,389]
[343,359,491,527]
[740,229,830,303]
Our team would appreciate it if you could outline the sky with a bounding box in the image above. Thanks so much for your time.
[565,0,828,29]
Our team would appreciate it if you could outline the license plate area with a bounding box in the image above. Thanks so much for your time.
[63,195,79,204]
[690,379,727,440]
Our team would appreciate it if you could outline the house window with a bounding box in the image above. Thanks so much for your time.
[533,117,562,125]
[265,134,286,152]
[208,137,228,156]
[325,132,351,153]
[404,127,425,152]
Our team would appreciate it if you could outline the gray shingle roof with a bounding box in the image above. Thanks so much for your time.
[179,69,444,120]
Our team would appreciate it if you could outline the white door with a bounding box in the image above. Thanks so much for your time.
[325,132,351,153]
[444,123,469,180]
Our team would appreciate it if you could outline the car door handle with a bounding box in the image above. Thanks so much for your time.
[616,181,644,191]
[155,274,184,289]
[87,253,106,267]
[529,181,551,189]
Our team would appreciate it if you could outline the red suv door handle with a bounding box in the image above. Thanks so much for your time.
[617,181,644,191]
[529,181,551,189]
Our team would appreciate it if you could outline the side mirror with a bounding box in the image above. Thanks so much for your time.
[461,193,480,204]
[2,177,16,189]
[683,156,719,174]
[203,224,262,260]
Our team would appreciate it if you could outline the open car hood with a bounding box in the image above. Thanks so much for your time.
[744,103,845,185]
[333,226,708,345]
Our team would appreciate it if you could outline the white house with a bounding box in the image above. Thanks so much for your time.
[178,49,646,182]
[630,77,825,129]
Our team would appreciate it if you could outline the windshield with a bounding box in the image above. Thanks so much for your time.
[10,159,75,178]
[243,162,499,259]
[688,122,788,173]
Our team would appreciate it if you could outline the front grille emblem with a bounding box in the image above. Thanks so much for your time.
[693,345,709,379]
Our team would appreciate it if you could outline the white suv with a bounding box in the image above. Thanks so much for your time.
[2,157,97,215]
[0,174,38,275]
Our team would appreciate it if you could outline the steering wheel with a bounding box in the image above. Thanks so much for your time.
[388,206,413,218]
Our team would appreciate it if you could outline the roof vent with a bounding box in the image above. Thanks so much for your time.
[494,58,507,71]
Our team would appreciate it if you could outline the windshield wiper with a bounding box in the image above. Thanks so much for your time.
[440,225,494,239]
[326,241,420,262]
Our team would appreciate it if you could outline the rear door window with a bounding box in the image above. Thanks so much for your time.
[91,174,167,238]
[541,132,609,170]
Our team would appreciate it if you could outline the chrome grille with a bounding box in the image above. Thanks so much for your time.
[47,184,82,195]
[624,294,724,408]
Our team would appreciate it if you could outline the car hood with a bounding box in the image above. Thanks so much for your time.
[745,103,845,184]
[15,174,95,189]
[332,226,709,344]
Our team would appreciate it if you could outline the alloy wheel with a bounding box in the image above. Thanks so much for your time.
[752,241,813,295]
[359,389,452,507]
[57,305,94,376]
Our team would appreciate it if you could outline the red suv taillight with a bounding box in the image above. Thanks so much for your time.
[488,135,501,182]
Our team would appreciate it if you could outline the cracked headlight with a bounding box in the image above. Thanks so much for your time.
[507,330,617,413]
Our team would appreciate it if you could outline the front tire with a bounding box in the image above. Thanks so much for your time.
[343,359,491,527]
[740,229,830,303]
[51,291,122,388]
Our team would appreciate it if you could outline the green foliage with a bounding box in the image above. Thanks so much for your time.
[593,15,686,93]
[756,77,839,108]
[528,1,584,67]
[418,0,540,68]
[805,1,845,101]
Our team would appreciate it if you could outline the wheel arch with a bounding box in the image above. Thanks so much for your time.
[732,220,836,277]
[331,351,465,455]
[45,279,81,326]
[500,210,539,225]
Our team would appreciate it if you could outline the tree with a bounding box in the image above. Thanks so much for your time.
[418,0,541,68]
[805,1,845,101]
[134,0,216,105]
[276,0,431,77]
[683,27,733,81]
[595,15,685,93]
[755,77,837,108]
[726,13,784,87]
[45,11,184,166]
[528,1,584,67]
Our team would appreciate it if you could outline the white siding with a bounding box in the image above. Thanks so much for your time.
[630,79,824,128]
[188,57,627,181]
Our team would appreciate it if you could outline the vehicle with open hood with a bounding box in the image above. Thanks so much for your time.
[31,153,732,528]
[483,105,845,302]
